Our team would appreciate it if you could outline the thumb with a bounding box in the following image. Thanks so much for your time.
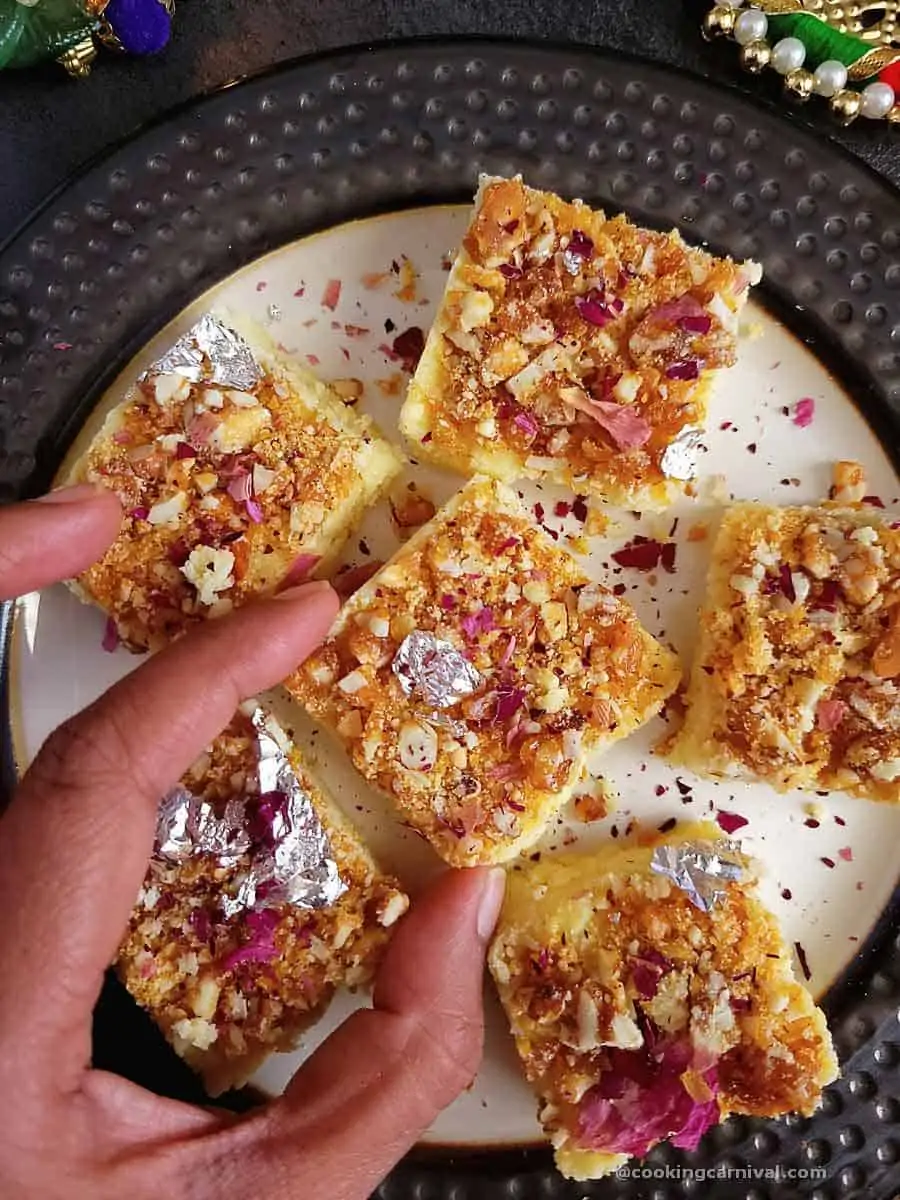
[220,867,505,1200]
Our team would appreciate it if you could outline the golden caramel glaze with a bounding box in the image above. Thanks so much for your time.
[671,502,900,800]
[70,311,402,651]
[488,823,837,1179]
[287,477,680,867]
[116,710,408,1096]
[401,177,758,509]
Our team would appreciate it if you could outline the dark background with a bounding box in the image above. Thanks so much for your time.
[1,0,899,246]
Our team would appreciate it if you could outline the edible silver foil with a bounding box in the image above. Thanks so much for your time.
[561,248,582,276]
[650,840,746,913]
[154,707,346,917]
[147,313,261,391]
[156,789,251,865]
[659,426,702,481]
[392,630,483,709]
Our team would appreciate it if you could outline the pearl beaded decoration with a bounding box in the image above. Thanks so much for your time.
[812,59,849,98]
[700,1,900,124]
[860,80,896,118]
[771,36,806,75]
[734,8,768,46]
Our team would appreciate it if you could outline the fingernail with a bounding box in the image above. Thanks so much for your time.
[34,482,106,505]
[476,867,506,941]
[273,580,336,602]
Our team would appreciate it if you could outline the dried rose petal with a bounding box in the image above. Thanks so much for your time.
[582,399,651,449]
[247,790,289,848]
[101,617,120,653]
[562,229,595,273]
[568,229,594,260]
[716,810,748,835]
[186,411,219,447]
[175,441,198,460]
[612,537,664,571]
[816,698,846,733]
[665,360,700,381]
[512,409,539,438]
[130,506,149,521]
[499,263,523,280]
[499,634,517,668]
[812,579,842,611]
[678,314,712,334]
[495,684,526,722]
[461,605,495,641]
[245,498,263,524]
[779,563,796,603]
[321,278,342,310]
[226,470,253,504]
[577,1039,719,1158]
[168,539,190,567]
[188,906,213,942]
[222,908,280,971]
[646,295,707,327]
[793,397,815,428]
[630,948,673,999]
[392,326,425,374]
[575,289,620,328]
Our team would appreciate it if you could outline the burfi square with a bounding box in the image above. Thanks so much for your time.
[286,476,680,867]
[488,823,837,1180]
[670,502,900,800]
[69,310,403,651]
[117,706,408,1097]
[400,176,759,510]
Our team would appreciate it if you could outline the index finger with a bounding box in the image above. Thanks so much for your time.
[0,582,338,1088]
[0,484,123,599]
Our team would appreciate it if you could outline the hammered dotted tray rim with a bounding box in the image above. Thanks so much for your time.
[2,37,900,1200]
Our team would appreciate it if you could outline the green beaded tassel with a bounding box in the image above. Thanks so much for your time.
[768,12,875,75]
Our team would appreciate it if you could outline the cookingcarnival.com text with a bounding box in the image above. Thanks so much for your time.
[614,1163,827,1184]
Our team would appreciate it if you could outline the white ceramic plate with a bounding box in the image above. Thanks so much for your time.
[9,205,900,1147]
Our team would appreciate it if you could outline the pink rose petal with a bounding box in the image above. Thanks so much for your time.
[816,698,846,733]
[793,397,815,428]
[226,470,252,504]
[101,618,120,653]
[583,399,651,449]
[716,810,748,835]
[461,605,495,641]
[321,278,342,310]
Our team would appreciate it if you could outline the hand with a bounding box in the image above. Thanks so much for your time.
[0,484,506,1200]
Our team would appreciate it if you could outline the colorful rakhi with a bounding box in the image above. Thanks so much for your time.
[702,0,900,125]
[0,0,173,77]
